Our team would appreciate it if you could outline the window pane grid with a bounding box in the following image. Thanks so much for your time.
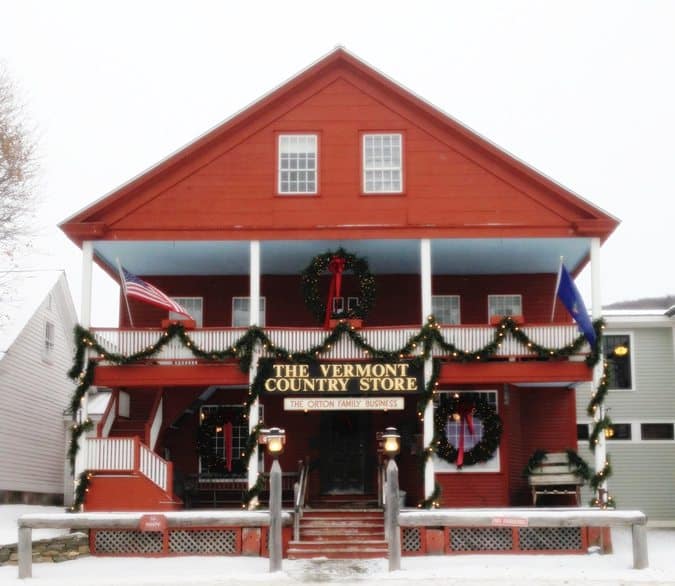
[232,297,266,327]
[170,297,203,327]
[432,295,461,325]
[488,295,522,318]
[279,135,317,194]
[363,134,402,193]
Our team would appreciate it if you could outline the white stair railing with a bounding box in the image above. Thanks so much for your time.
[85,437,172,497]
[147,396,163,450]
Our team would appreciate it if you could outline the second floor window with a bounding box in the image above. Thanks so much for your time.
[432,295,461,325]
[278,134,317,194]
[44,321,55,355]
[232,297,266,327]
[363,133,402,193]
[488,294,522,321]
[603,334,632,390]
[170,297,203,327]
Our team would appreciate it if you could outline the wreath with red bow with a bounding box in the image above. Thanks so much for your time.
[434,394,503,468]
[301,248,376,324]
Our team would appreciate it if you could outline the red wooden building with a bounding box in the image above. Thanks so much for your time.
[60,49,617,556]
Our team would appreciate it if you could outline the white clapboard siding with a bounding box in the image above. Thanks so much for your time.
[0,274,77,497]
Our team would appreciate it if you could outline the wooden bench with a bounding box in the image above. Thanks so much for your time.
[528,452,584,506]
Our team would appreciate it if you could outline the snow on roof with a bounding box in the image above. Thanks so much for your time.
[0,270,69,356]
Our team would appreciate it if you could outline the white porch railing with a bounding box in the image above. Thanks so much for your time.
[85,437,172,496]
[90,324,586,363]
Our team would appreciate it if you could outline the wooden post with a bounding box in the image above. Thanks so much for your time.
[386,458,401,572]
[18,526,32,579]
[269,458,282,572]
[632,524,649,569]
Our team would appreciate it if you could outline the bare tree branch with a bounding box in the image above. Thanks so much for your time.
[0,64,37,257]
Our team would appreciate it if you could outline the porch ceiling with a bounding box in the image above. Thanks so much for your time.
[94,237,591,277]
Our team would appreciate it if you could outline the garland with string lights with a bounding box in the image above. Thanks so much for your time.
[69,471,92,512]
[67,419,94,475]
[433,394,503,468]
[301,248,376,323]
[417,481,441,509]
[66,315,602,509]
[521,448,590,480]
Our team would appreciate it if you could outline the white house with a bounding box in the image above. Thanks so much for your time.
[576,297,675,524]
[0,270,78,505]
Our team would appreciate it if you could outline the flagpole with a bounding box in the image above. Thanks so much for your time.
[115,258,135,328]
[550,256,564,322]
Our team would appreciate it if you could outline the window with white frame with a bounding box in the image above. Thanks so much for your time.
[433,390,500,473]
[363,133,402,193]
[602,334,632,390]
[198,405,255,478]
[232,297,266,327]
[432,295,461,325]
[487,294,522,321]
[169,297,203,327]
[278,134,317,194]
[44,321,55,356]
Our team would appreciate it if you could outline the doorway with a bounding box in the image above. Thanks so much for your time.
[320,412,372,494]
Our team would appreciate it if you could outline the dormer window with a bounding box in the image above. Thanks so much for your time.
[278,134,317,194]
[363,133,402,193]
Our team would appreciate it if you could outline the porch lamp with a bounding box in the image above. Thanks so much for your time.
[260,427,286,459]
[382,427,401,458]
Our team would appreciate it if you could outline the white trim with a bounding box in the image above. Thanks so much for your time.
[433,390,501,474]
[277,134,318,195]
[487,294,523,321]
[432,294,461,325]
[362,133,403,194]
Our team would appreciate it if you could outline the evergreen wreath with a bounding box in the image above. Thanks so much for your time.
[434,394,503,468]
[301,248,376,323]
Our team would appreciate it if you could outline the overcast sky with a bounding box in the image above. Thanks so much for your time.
[1,0,673,325]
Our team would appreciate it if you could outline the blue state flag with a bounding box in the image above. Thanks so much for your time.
[556,265,597,346]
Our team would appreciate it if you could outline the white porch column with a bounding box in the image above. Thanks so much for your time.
[247,241,261,504]
[420,239,435,498]
[74,241,94,484]
[590,237,607,503]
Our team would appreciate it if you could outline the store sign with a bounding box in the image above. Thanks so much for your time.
[284,397,405,411]
[261,361,423,395]
[139,514,167,532]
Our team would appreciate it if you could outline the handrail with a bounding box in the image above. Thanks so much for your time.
[146,393,164,449]
[293,458,309,542]
[97,389,118,438]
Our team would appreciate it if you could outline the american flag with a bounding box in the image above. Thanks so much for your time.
[121,268,193,318]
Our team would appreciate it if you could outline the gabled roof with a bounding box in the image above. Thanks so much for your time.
[0,270,76,357]
[60,47,618,245]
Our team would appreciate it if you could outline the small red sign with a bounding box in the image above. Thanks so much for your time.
[139,514,167,532]
[491,517,528,527]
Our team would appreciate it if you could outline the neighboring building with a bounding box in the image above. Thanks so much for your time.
[59,48,618,522]
[576,298,675,523]
[0,270,77,504]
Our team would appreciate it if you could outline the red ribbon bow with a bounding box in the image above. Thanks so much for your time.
[324,256,346,328]
[455,401,475,469]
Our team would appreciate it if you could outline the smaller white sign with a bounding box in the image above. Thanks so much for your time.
[491,517,529,527]
[283,397,405,411]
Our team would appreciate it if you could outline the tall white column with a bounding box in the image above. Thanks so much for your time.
[420,239,435,498]
[590,237,607,503]
[74,241,94,484]
[247,241,261,503]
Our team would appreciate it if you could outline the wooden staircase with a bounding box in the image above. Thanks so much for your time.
[108,390,158,441]
[287,509,387,559]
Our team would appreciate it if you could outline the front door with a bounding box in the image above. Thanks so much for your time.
[320,412,371,494]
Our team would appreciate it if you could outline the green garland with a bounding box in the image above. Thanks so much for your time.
[417,481,441,509]
[434,394,503,468]
[242,473,266,509]
[301,248,376,323]
[67,315,603,510]
[67,419,94,475]
[521,449,590,481]
[68,471,92,512]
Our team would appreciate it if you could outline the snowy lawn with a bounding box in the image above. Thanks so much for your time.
[1,506,674,585]
[0,506,69,546]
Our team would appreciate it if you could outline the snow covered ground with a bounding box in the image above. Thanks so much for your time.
[1,506,674,585]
